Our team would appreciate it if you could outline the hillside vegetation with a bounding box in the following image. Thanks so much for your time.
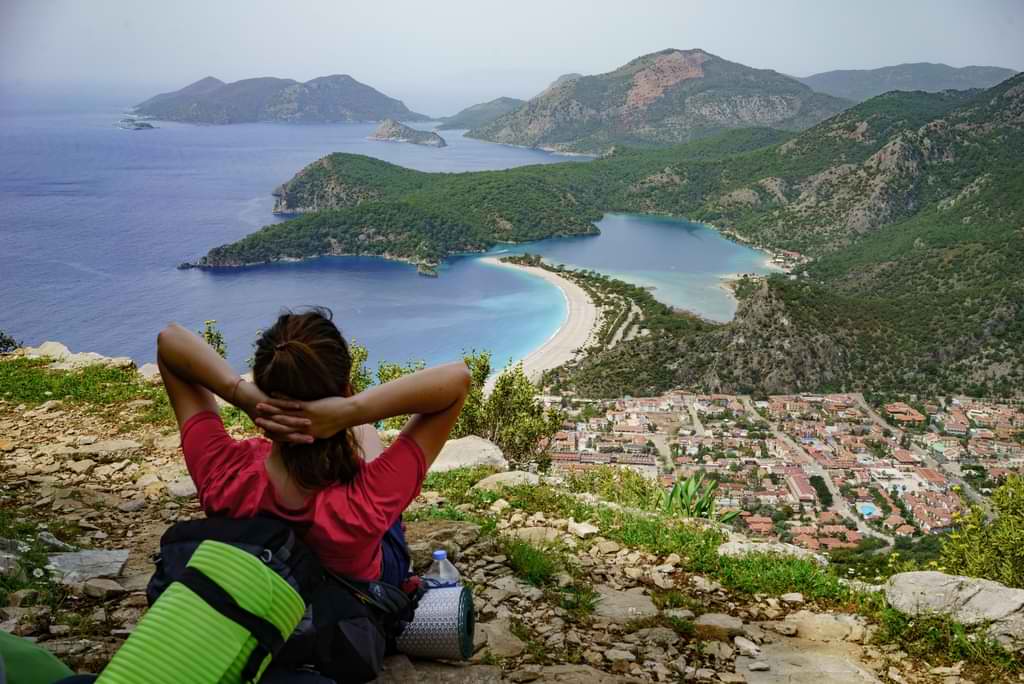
[438,97,525,130]
[198,74,1024,399]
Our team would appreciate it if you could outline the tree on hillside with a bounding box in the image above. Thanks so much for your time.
[942,476,1024,588]
[345,346,562,470]
[0,329,21,354]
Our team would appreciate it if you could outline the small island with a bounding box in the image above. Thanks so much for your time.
[116,118,156,130]
[369,119,446,147]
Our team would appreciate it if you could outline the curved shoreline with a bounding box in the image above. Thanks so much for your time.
[479,256,599,389]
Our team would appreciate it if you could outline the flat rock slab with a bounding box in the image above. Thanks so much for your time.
[736,637,880,683]
[717,540,828,567]
[430,436,507,473]
[414,663,504,684]
[694,612,745,641]
[593,586,658,623]
[885,571,1024,651]
[510,526,560,544]
[783,611,865,643]
[40,440,143,463]
[166,477,197,498]
[405,520,481,572]
[536,664,623,683]
[47,549,129,584]
[476,619,526,658]
[472,471,539,492]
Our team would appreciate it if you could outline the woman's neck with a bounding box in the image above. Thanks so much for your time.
[265,443,316,509]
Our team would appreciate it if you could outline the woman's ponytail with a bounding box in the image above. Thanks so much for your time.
[252,307,363,489]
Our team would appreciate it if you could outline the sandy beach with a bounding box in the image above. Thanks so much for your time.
[479,257,599,389]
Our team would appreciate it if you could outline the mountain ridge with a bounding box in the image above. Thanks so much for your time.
[467,48,852,153]
[799,62,1018,102]
[134,74,429,124]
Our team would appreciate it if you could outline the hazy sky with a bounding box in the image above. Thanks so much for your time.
[2,0,1022,114]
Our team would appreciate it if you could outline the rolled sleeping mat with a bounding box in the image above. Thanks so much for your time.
[96,540,305,684]
[395,585,475,660]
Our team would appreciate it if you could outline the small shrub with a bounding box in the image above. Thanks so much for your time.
[874,607,1020,675]
[651,589,704,612]
[0,329,21,354]
[941,475,1024,589]
[198,320,226,358]
[559,582,599,621]
[565,466,661,509]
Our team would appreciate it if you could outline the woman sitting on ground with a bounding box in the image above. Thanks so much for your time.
[155,307,470,585]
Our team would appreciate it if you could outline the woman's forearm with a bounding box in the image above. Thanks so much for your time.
[156,323,240,400]
[341,361,471,429]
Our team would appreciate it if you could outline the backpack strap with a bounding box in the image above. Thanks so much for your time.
[178,567,285,683]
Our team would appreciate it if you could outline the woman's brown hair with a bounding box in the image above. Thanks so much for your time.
[252,307,361,490]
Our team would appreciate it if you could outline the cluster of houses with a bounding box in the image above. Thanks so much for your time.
[545,390,1024,555]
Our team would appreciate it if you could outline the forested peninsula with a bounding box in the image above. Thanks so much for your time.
[193,74,1024,400]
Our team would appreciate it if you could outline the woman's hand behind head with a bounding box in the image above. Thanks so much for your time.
[255,396,350,442]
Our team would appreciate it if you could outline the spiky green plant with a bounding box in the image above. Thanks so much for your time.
[655,472,738,524]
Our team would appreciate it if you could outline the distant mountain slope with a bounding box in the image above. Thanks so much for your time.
[438,97,525,130]
[564,74,1024,399]
[467,48,852,153]
[799,63,1018,102]
[135,75,428,124]
[535,73,583,97]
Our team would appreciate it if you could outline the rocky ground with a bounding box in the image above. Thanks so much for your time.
[1,364,1021,682]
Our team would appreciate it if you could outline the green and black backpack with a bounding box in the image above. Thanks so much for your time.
[98,515,418,684]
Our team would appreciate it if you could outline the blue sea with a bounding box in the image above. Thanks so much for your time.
[1,105,775,371]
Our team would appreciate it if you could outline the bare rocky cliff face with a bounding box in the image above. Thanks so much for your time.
[468,49,850,153]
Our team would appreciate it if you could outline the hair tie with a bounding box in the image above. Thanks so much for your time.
[274,342,288,351]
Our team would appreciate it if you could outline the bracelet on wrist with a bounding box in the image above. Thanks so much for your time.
[229,377,243,405]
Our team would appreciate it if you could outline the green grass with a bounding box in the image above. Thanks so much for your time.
[714,554,850,601]
[404,504,498,538]
[564,466,661,510]
[498,536,563,587]
[0,358,175,426]
[558,582,600,622]
[651,589,704,613]
[481,481,856,603]
[0,508,69,612]
[421,465,499,504]
[872,607,1021,678]
[0,358,156,405]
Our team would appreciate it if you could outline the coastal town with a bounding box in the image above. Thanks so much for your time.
[542,390,1024,555]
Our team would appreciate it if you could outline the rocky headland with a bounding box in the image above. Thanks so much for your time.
[370,119,447,147]
[1,342,1021,681]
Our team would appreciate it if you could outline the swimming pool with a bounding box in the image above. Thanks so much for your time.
[856,502,879,518]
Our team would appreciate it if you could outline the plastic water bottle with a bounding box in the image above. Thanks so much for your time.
[423,549,460,588]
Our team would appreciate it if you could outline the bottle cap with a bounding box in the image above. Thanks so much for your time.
[431,549,447,561]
